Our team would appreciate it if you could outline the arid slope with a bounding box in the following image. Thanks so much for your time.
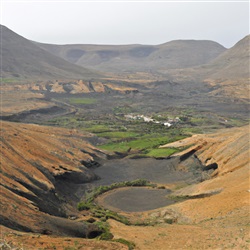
[0,121,106,235]
[0,25,101,79]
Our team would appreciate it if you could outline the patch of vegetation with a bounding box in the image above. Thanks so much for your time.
[80,179,154,205]
[98,142,130,152]
[94,221,114,240]
[133,220,155,226]
[79,202,130,224]
[99,134,186,157]
[96,131,139,139]
[92,222,136,249]
[78,179,154,225]
[113,105,133,114]
[228,117,250,127]
[68,97,97,105]
[1,78,17,83]
[84,124,111,133]
[180,127,203,135]
[173,182,191,190]
[113,238,136,250]
[167,195,190,202]
[44,105,239,160]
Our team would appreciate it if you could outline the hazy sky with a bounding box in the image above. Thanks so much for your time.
[1,0,249,48]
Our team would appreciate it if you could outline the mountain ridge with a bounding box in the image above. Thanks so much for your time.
[0,25,102,80]
[35,38,226,73]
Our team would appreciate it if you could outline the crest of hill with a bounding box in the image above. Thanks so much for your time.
[0,25,101,80]
[163,35,250,101]
[202,35,250,79]
[35,39,226,73]
[196,35,249,100]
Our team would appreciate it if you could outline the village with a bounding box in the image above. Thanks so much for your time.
[124,114,181,127]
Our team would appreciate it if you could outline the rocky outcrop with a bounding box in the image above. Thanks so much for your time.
[156,125,249,226]
[31,80,139,94]
[160,125,249,176]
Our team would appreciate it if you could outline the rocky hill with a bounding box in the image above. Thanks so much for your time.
[0,25,101,79]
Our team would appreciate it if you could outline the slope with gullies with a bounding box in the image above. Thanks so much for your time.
[161,125,249,176]
[0,121,107,236]
[1,124,249,249]
[159,125,249,222]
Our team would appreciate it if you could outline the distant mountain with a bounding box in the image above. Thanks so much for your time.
[0,25,101,79]
[36,39,226,73]
[165,35,249,101]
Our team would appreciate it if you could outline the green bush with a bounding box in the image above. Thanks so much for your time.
[77,202,92,211]
[94,221,114,240]
[113,238,136,250]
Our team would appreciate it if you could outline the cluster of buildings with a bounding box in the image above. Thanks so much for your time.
[124,114,181,127]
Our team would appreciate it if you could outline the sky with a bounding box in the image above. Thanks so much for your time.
[1,0,249,48]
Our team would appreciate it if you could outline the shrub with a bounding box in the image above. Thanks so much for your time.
[113,238,136,250]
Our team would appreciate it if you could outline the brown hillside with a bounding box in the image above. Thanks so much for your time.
[0,80,138,118]
[0,123,249,249]
[161,125,250,176]
[0,121,107,235]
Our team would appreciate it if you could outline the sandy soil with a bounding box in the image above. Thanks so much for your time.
[109,218,249,250]
[0,226,127,250]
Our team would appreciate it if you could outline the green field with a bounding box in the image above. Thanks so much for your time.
[68,97,97,105]
[1,78,20,83]
[45,105,245,158]
[96,131,139,139]
[99,134,185,157]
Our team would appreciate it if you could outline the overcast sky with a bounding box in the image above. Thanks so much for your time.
[1,0,249,48]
